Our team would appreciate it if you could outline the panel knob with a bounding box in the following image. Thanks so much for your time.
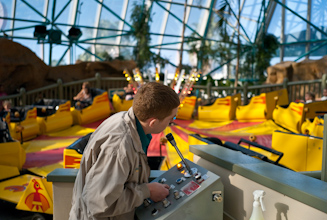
[174,190,181,200]
[151,208,158,216]
[159,178,167,184]
[143,198,151,207]
[195,173,201,180]
[162,198,171,208]
[176,178,183,184]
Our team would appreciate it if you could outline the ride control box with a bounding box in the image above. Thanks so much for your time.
[136,159,224,220]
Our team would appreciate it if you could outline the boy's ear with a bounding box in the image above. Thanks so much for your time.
[148,118,157,127]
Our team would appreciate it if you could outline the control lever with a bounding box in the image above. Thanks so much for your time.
[166,133,196,177]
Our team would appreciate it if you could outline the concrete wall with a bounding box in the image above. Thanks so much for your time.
[194,155,327,220]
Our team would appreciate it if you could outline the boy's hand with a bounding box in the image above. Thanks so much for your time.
[147,182,170,202]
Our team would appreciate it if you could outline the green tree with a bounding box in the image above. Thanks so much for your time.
[130,3,169,72]
[255,34,279,82]
[239,34,279,83]
[78,47,114,61]
[130,3,152,71]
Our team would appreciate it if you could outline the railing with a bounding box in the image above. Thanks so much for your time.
[194,74,327,105]
[0,73,128,106]
[1,73,326,107]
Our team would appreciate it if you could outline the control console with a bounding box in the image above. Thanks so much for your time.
[136,159,224,220]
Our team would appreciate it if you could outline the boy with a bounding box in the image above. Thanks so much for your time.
[70,82,180,220]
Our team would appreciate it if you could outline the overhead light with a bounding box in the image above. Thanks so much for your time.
[68,27,82,42]
[48,29,62,44]
[34,25,47,39]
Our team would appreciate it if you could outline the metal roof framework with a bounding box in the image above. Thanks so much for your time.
[0,0,326,78]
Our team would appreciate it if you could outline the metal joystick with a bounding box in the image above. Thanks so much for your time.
[166,133,196,177]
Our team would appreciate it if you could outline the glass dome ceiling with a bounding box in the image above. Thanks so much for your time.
[0,0,326,79]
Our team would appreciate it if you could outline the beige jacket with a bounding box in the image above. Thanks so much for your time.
[69,108,151,220]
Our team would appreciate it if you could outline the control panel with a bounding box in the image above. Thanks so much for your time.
[136,159,224,220]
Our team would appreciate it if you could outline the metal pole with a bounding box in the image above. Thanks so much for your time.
[95,73,101,89]
[280,0,285,62]
[178,0,187,72]
[20,88,26,106]
[243,82,248,105]
[206,81,212,99]
[305,0,312,58]
[321,74,327,94]
[57,79,63,99]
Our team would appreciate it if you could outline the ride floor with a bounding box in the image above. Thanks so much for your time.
[172,118,289,147]
[20,119,167,177]
[0,117,169,219]
[22,117,288,177]
[0,116,289,219]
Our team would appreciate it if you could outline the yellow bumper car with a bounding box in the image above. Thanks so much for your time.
[64,133,92,169]
[0,118,25,180]
[301,117,324,137]
[273,102,304,133]
[236,89,289,122]
[273,100,327,134]
[9,107,39,141]
[112,93,133,112]
[35,99,73,134]
[236,93,267,122]
[72,89,111,125]
[198,94,241,121]
[177,96,197,120]
[272,130,322,172]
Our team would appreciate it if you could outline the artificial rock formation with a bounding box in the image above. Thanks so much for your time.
[266,55,327,84]
[0,38,136,94]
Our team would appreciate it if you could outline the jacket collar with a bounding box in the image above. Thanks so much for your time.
[124,108,144,154]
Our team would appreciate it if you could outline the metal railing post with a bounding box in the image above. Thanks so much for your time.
[283,78,289,100]
[321,73,327,94]
[57,78,63,100]
[283,78,288,89]
[95,72,101,89]
[206,81,212,99]
[243,82,248,105]
[20,87,26,106]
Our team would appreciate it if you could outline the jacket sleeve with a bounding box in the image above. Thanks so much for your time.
[81,136,150,218]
